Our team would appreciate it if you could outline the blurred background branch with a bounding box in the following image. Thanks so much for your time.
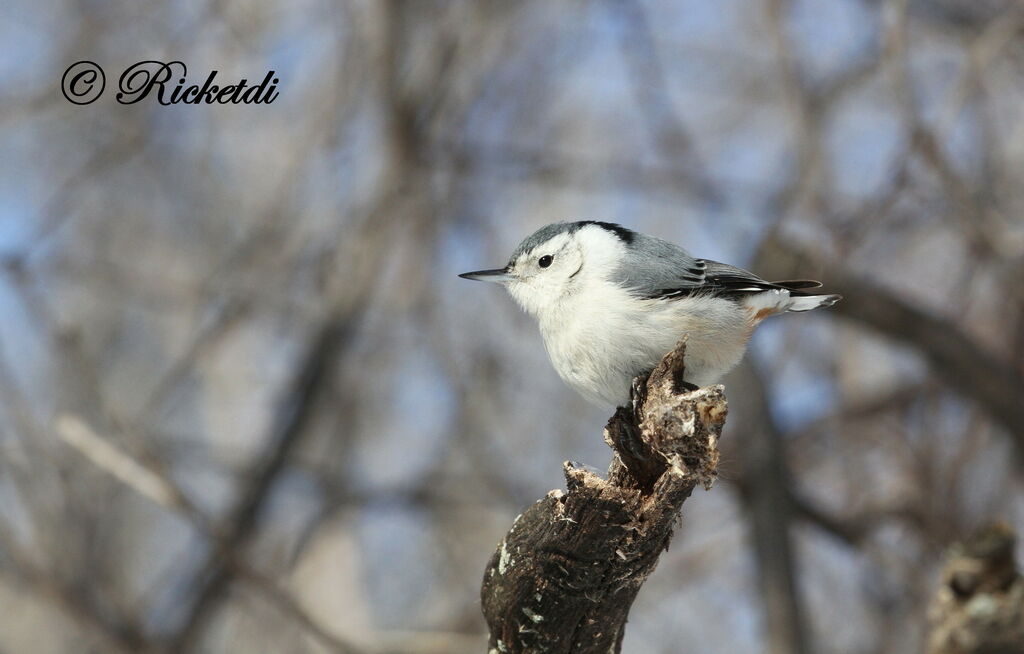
[927,523,1024,654]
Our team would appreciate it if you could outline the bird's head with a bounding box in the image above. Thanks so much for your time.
[459,221,634,317]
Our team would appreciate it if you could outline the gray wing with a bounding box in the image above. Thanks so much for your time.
[613,232,822,299]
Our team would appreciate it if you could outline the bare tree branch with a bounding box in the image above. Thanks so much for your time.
[755,239,1024,445]
[0,529,149,654]
[167,310,361,653]
[729,361,809,654]
[55,411,366,654]
[611,0,723,208]
[480,340,727,653]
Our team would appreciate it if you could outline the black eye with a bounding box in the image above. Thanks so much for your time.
[538,255,553,268]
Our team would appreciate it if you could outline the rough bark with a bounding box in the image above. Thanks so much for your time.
[927,523,1024,654]
[480,340,727,653]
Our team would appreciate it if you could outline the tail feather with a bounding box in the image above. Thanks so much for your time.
[772,279,842,311]
[787,293,842,312]
[743,287,842,320]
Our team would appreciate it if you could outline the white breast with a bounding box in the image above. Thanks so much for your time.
[538,281,751,406]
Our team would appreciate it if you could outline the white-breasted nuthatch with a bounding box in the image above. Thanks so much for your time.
[460,221,841,406]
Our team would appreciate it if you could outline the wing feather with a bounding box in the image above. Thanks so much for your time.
[611,235,826,300]
[608,232,829,300]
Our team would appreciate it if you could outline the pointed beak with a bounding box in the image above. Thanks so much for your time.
[458,267,513,283]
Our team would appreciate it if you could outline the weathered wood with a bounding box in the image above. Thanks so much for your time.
[928,523,1024,654]
[480,340,727,653]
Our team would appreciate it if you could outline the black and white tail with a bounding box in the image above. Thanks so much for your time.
[743,280,842,316]
[775,280,841,312]
[787,293,842,312]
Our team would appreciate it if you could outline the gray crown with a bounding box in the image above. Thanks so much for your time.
[509,221,635,264]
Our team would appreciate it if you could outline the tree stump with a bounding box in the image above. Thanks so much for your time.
[480,340,727,653]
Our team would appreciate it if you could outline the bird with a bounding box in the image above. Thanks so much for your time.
[459,221,841,407]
